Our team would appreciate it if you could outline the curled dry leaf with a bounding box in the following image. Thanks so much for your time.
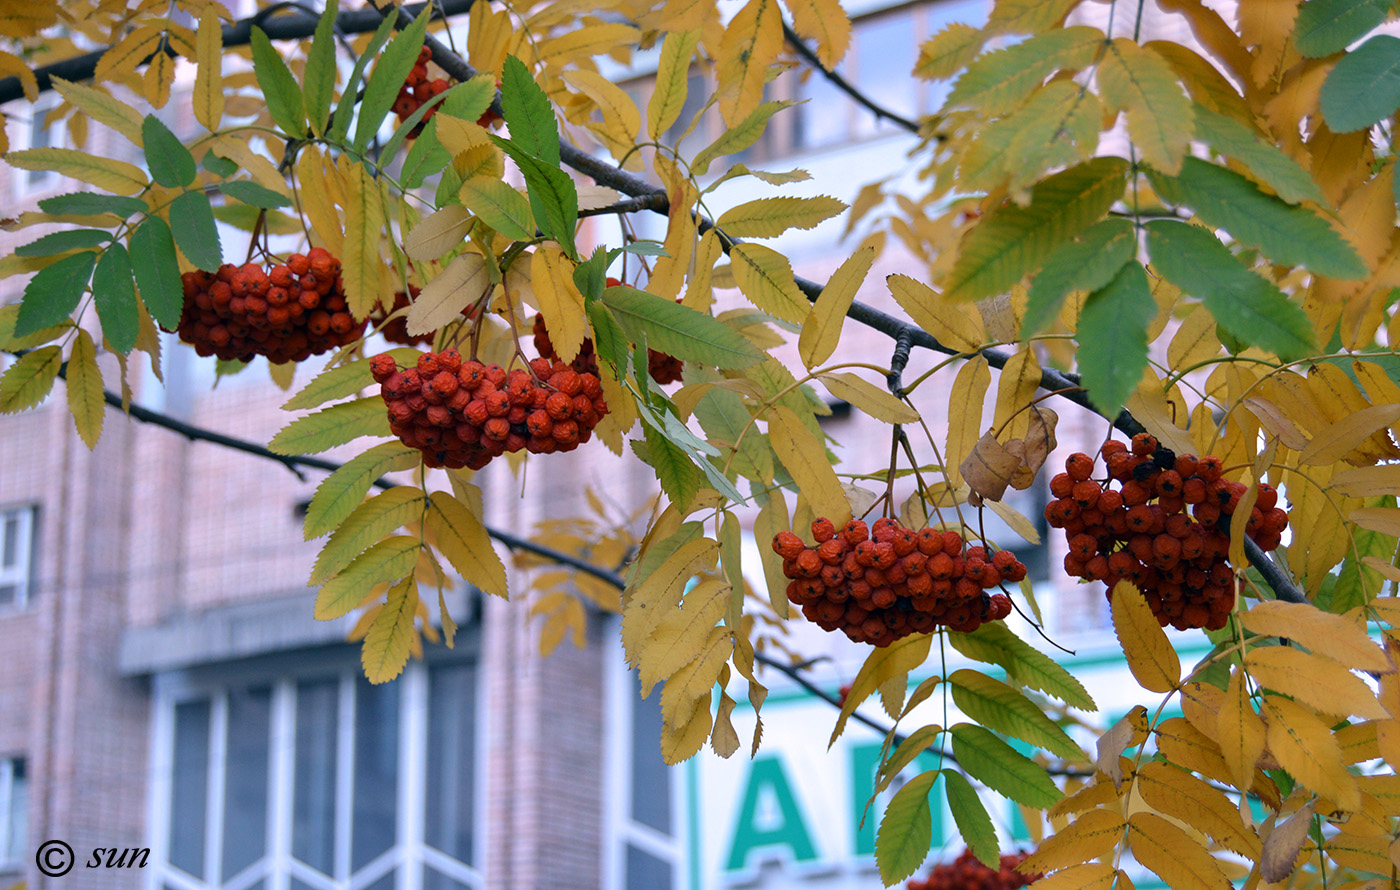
[961,430,1022,502]
[1004,404,1058,490]
[1096,705,1150,787]
[1260,800,1315,883]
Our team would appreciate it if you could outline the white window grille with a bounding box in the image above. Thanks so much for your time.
[0,506,36,611]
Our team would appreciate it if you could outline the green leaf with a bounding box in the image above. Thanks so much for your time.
[91,242,138,354]
[0,346,63,414]
[1149,157,1367,279]
[943,770,1000,869]
[1296,0,1390,57]
[402,122,451,191]
[219,179,292,209]
[459,179,535,241]
[15,251,97,337]
[15,228,111,257]
[693,386,774,481]
[1077,261,1154,415]
[330,11,397,142]
[378,87,453,164]
[1022,217,1135,338]
[141,114,196,188]
[1146,221,1316,361]
[691,100,796,176]
[38,192,148,217]
[1191,104,1327,205]
[284,350,422,411]
[1320,34,1400,132]
[637,423,704,510]
[947,622,1095,710]
[310,487,427,584]
[945,26,1102,116]
[494,138,578,257]
[950,723,1063,808]
[1098,38,1194,174]
[500,54,559,166]
[168,190,223,272]
[874,770,935,886]
[353,7,429,152]
[303,0,339,135]
[268,397,391,455]
[1323,495,1397,612]
[250,26,306,136]
[128,216,185,331]
[601,285,764,369]
[303,442,420,539]
[440,74,499,123]
[202,151,238,177]
[314,535,420,620]
[585,300,630,378]
[944,157,1129,302]
[948,669,1081,759]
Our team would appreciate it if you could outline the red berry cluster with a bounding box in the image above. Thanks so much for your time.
[1047,433,1290,631]
[176,248,365,363]
[532,279,684,385]
[371,350,609,469]
[393,48,450,136]
[772,517,1026,647]
[370,286,474,347]
[907,849,1041,890]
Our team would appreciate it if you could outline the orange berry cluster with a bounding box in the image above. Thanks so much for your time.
[1048,433,1289,631]
[906,849,1040,890]
[532,279,684,385]
[177,248,364,363]
[371,349,608,469]
[370,286,474,347]
[772,517,1026,647]
[393,48,450,137]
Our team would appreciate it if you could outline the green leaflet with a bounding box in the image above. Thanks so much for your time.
[500,54,560,167]
[947,622,1095,710]
[950,723,1062,808]
[1296,0,1389,58]
[948,669,1080,759]
[220,179,292,209]
[329,12,397,142]
[1076,261,1155,415]
[493,137,578,258]
[303,442,420,539]
[1146,221,1316,361]
[91,242,138,355]
[15,251,97,337]
[943,157,1128,302]
[943,771,1000,868]
[1322,495,1397,612]
[400,121,451,189]
[310,487,427,585]
[691,100,796,175]
[38,192,148,218]
[142,114,196,188]
[958,80,1101,192]
[1149,157,1366,279]
[440,74,499,124]
[1021,217,1135,339]
[459,179,536,241]
[601,285,764,369]
[379,87,455,164]
[283,349,422,411]
[1320,33,1400,132]
[352,7,429,152]
[168,190,223,272]
[314,535,420,620]
[128,216,184,331]
[636,424,704,512]
[1191,104,1327,205]
[585,300,629,378]
[693,386,774,482]
[250,26,306,136]
[203,151,238,177]
[874,770,935,886]
[944,26,1102,116]
[268,397,391,455]
[303,0,339,135]
[15,229,111,257]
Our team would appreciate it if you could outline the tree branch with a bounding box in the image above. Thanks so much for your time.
[779,19,923,135]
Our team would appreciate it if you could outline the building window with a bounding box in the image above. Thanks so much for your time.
[605,651,684,890]
[19,95,62,193]
[0,505,36,611]
[151,658,482,890]
[0,758,26,871]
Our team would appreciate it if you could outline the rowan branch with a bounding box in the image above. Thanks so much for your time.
[779,19,923,135]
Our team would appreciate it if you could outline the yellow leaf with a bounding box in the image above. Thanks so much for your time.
[992,347,1041,440]
[407,252,490,337]
[1307,362,1400,464]
[1179,680,1225,738]
[1299,403,1400,466]
[622,537,718,662]
[786,0,850,67]
[530,246,586,364]
[715,195,847,238]
[437,115,495,158]
[1015,863,1117,890]
[798,244,873,368]
[65,328,104,449]
[986,498,1041,545]
[0,51,37,101]
[660,625,731,724]
[94,26,163,83]
[1098,39,1194,174]
[5,148,147,195]
[425,491,509,599]
[1242,601,1391,673]
[539,23,641,64]
[660,689,712,764]
[1134,762,1261,857]
[1245,646,1388,720]
[1241,396,1311,451]
[1261,695,1360,811]
[143,49,173,108]
[361,578,418,684]
[1227,481,1258,573]
[1217,668,1265,791]
[729,243,810,324]
[711,689,741,758]
[1325,833,1391,875]
[1020,808,1125,874]
[295,147,344,254]
[767,404,850,528]
[561,68,641,149]
[715,0,782,126]
[404,206,473,262]
[1126,812,1230,890]
[1167,305,1221,371]
[341,163,384,320]
[1110,580,1180,693]
[1352,506,1400,538]
[196,14,227,130]
[886,274,983,352]
[829,633,931,744]
[819,372,919,423]
[917,23,983,80]
[639,577,729,697]
[648,29,700,139]
[945,355,991,488]
[0,345,62,413]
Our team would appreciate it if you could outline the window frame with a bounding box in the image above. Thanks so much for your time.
[14,92,65,196]
[0,757,25,872]
[0,504,37,613]
[146,647,486,890]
